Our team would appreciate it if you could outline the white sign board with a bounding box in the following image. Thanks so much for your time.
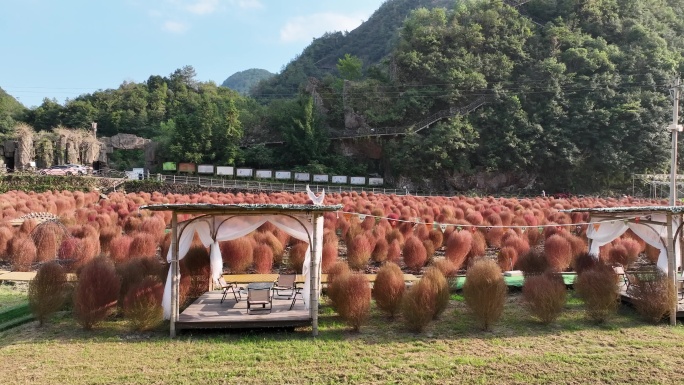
[368,177,384,186]
[275,171,291,180]
[236,168,253,177]
[255,170,273,179]
[332,175,348,184]
[127,168,145,180]
[350,177,366,185]
[294,172,310,182]
[313,174,329,183]
[197,164,214,174]
[216,166,234,176]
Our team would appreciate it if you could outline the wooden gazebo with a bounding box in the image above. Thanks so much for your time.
[140,203,341,337]
[562,206,683,325]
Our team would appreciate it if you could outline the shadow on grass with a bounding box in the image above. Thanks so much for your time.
[0,291,677,349]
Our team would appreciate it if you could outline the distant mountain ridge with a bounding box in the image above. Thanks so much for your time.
[221,68,274,95]
[251,0,454,98]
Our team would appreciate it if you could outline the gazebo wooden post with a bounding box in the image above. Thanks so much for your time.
[667,212,677,326]
[311,213,324,336]
[170,211,179,337]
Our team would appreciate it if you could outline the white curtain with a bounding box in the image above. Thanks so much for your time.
[163,214,316,319]
[587,220,629,255]
[586,216,681,273]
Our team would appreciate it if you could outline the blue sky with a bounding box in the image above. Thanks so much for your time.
[0,0,386,108]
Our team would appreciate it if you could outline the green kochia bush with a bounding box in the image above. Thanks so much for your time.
[422,267,449,319]
[463,259,507,331]
[124,276,164,331]
[626,266,676,324]
[522,272,566,324]
[373,262,405,319]
[401,278,436,333]
[28,261,68,326]
[335,272,371,332]
[575,264,619,323]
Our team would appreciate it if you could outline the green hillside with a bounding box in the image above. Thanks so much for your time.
[251,0,454,99]
[8,0,684,193]
[0,87,27,135]
[221,68,274,95]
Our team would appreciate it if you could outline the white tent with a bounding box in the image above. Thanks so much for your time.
[141,203,341,337]
[563,206,684,325]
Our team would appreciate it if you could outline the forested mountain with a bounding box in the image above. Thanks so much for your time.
[221,68,274,95]
[251,0,454,99]
[0,87,26,136]
[2,0,683,193]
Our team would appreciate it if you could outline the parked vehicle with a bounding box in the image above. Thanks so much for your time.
[65,164,92,175]
[39,165,82,176]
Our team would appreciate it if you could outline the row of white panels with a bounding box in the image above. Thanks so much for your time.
[164,165,384,186]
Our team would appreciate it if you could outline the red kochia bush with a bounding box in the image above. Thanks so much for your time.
[322,241,339,273]
[334,272,371,332]
[447,231,472,267]
[99,226,121,256]
[287,241,307,273]
[428,229,444,249]
[0,226,13,261]
[401,278,436,333]
[326,262,351,311]
[371,237,389,263]
[220,237,254,274]
[433,259,459,278]
[575,264,619,323]
[74,236,100,269]
[109,235,134,264]
[129,232,158,258]
[253,243,274,274]
[73,257,121,330]
[468,231,487,259]
[28,261,68,326]
[522,272,566,324]
[123,276,164,331]
[497,246,518,272]
[544,234,572,271]
[373,262,405,319]
[139,216,166,242]
[463,259,507,331]
[347,234,373,271]
[32,222,62,262]
[403,236,427,272]
[9,236,37,271]
[572,252,599,275]
[608,244,630,266]
[387,239,402,264]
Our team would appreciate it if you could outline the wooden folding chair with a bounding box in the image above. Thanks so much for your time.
[217,276,241,303]
[247,287,272,314]
[273,273,297,299]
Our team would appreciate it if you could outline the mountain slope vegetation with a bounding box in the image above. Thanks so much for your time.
[0,87,26,136]
[1,0,683,193]
[221,68,274,95]
[251,0,455,99]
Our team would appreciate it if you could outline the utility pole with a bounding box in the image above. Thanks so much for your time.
[669,76,681,206]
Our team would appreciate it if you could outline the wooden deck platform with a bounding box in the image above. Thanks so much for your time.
[176,291,311,330]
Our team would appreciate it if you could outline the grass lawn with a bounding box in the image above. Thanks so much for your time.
[0,283,28,310]
[1,291,683,385]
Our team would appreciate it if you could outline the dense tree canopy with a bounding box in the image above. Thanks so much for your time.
[1,0,683,193]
